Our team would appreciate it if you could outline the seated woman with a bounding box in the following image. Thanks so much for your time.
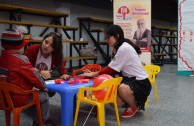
[25,32,70,96]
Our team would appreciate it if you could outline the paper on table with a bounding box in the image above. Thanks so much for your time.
[45,80,55,85]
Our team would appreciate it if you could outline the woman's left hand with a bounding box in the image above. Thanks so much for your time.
[60,74,71,80]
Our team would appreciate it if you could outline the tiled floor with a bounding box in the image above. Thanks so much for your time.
[1,64,194,126]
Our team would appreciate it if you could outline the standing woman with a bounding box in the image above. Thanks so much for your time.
[80,25,151,117]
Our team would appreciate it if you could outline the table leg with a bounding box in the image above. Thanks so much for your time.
[59,92,75,126]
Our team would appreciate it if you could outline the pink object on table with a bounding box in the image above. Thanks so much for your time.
[78,79,89,83]
[67,80,74,84]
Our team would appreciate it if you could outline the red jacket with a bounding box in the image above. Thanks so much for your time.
[24,44,68,75]
[0,50,46,107]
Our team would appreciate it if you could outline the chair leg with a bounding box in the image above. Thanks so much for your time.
[114,102,120,126]
[96,106,99,122]
[36,102,43,126]
[73,100,81,126]
[5,110,11,126]
[153,83,158,102]
[13,109,21,126]
[96,105,107,122]
[145,98,148,105]
[97,105,105,126]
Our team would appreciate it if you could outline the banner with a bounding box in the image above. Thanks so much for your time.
[114,0,151,65]
[178,0,194,75]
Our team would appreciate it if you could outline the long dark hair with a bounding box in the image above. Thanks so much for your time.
[41,32,63,66]
[104,25,141,55]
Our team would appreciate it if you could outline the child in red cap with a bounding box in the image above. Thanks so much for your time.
[0,29,52,126]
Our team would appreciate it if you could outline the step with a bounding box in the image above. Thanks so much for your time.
[63,56,98,60]
[151,53,167,56]
[152,26,177,31]
[78,17,113,24]
[0,4,69,17]
[154,34,178,38]
[168,28,177,32]
[29,39,89,44]
[163,43,177,46]
[90,29,104,32]
[151,43,158,46]
[0,20,78,30]
[152,26,170,30]
[169,53,177,55]
[99,42,107,45]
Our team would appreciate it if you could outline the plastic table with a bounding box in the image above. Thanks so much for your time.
[46,79,93,126]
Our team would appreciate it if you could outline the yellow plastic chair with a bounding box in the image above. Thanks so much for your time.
[73,77,123,126]
[144,65,160,105]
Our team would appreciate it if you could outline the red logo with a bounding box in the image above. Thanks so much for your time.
[36,62,48,70]
[118,6,130,20]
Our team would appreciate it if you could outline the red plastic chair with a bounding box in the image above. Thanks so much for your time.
[0,82,43,126]
[72,64,101,80]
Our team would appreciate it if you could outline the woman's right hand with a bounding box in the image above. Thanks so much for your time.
[40,70,52,80]
[79,71,99,78]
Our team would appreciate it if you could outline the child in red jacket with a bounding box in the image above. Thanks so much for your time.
[0,29,51,126]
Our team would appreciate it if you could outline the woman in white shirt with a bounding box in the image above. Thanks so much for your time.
[80,25,151,118]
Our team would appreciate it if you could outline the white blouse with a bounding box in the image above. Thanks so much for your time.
[108,42,148,80]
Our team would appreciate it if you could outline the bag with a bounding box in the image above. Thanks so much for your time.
[80,47,98,57]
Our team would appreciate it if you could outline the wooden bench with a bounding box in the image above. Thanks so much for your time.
[0,20,78,30]
[152,26,170,30]
[163,43,177,46]
[0,4,97,72]
[90,29,104,32]
[78,17,113,24]
[78,17,113,64]
[152,53,167,56]
[152,26,177,31]
[63,56,98,72]
[168,28,177,32]
[169,53,177,55]
[99,42,107,45]
[151,53,167,65]
[63,56,98,61]
[151,43,159,53]
[64,56,98,72]
[154,34,177,38]
[29,39,89,44]
[151,43,158,46]
[152,25,178,60]
[0,4,69,17]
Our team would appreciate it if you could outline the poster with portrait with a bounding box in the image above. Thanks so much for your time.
[177,0,194,76]
[114,0,151,65]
